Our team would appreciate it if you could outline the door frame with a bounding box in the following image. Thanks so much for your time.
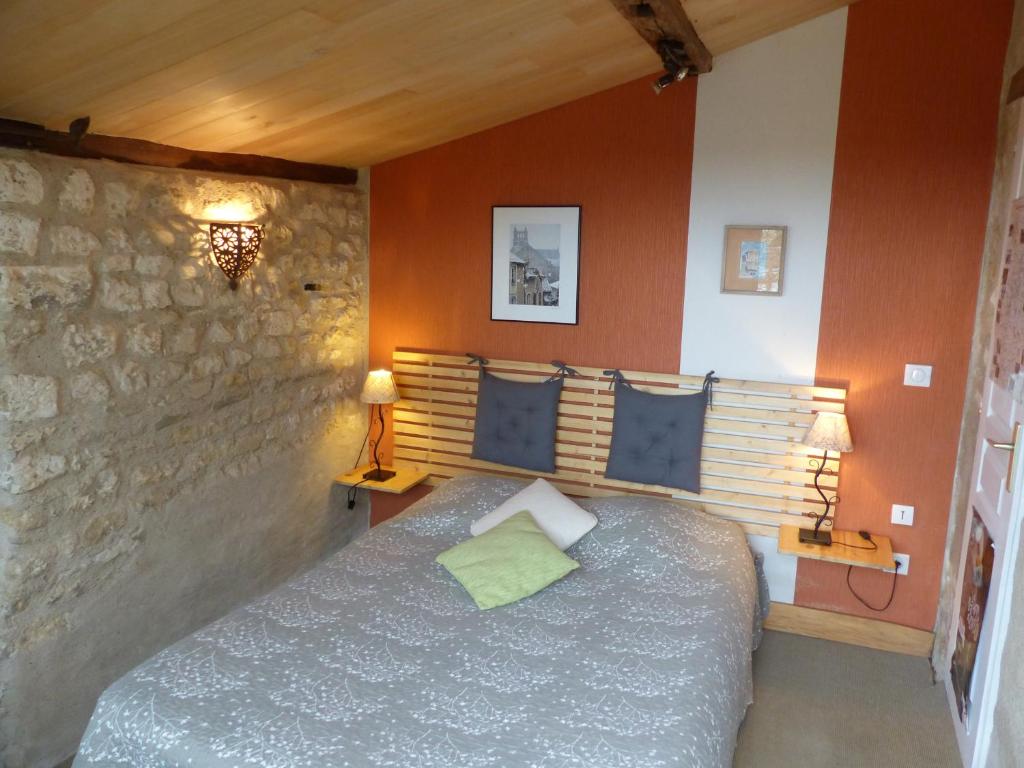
[942,105,1024,768]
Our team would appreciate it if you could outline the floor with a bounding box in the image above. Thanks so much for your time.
[736,631,960,768]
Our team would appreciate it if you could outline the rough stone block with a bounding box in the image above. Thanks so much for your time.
[99,277,142,312]
[190,353,224,380]
[205,321,233,344]
[171,281,205,307]
[0,376,58,420]
[141,279,172,309]
[62,323,117,366]
[0,316,44,354]
[236,316,259,343]
[167,326,198,356]
[151,361,185,388]
[0,211,41,256]
[264,310,295,336]
[58,169,95,214]
[1,452,66,494]
[112,361,148,394]
[70,371,111,405]
[50,225,100,257]
[255,338,282,358]
[104,182,137,218]
[128,325,162,356]
[0,159,44,205]
[135,252,172,277]
[0,266,92,310]
[226,349,252,367]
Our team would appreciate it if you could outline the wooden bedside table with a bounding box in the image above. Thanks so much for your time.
[335,464,432,527]
[334,463,429,494]
[778,524,896,571]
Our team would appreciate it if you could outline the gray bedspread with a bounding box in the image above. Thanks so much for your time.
[75,475,766,768]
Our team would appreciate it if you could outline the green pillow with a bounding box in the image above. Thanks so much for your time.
[435,510,580,610]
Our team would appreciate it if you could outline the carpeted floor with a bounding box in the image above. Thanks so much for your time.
[735,631,960,768]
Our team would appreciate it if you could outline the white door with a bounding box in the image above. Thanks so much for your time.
[944,112,1024,767]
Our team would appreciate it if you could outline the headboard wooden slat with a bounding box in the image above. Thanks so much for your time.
[391,349,847,538]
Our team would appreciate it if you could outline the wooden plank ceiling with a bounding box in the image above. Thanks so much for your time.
[0,0,853,167]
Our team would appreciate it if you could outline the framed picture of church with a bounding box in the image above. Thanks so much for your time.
[491,205,580,325]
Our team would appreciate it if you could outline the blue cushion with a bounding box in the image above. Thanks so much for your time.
[471,372,562,473]
[604,384,707,492]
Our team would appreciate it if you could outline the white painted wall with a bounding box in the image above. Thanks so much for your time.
[680,10,848,603]
[680,9,847,385]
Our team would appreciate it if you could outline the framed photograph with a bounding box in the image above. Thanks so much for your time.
[721,225,787,295]
[491,205,580,325]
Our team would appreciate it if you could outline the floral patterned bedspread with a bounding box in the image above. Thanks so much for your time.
[74,475,766,768]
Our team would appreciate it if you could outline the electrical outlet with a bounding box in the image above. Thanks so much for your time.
[885,553,910,575]
[891,504,915,526]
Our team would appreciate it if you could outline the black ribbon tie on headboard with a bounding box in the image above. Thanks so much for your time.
[466,353,489,375]
[547,360,579,382]
[702,370,720,410]
[603,369,631,390]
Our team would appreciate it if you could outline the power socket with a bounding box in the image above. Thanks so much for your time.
[885,553,910,575]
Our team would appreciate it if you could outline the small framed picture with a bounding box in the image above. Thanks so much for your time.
[491,205,580,324]
[721,225,787,295]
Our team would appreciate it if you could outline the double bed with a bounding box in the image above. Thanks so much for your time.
[75,475,768,768]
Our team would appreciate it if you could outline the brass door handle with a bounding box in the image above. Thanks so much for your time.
[986,422,1021,492]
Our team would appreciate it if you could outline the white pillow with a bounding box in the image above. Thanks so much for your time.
[470,478,597,550]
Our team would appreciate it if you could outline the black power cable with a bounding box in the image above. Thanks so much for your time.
[846,562,900,612]
[828,531,900,612]
[346,418,374,510]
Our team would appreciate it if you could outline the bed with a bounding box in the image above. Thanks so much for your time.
[74,474,767,768]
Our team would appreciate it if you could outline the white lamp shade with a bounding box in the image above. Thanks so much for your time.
[803,412,853,453]
[360,369,400,404]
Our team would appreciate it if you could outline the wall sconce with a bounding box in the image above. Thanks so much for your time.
[208,222,264,290]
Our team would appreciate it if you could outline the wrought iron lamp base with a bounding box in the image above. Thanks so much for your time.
[799,527,833,546]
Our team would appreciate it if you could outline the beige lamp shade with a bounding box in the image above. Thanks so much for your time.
[802,411,853,453]
[360,369,400,404]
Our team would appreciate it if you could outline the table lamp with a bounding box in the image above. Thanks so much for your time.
[360,369,401,481]
[801,411,853,546]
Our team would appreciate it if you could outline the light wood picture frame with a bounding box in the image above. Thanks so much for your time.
[721,225,787,295]
[491,205,580,325]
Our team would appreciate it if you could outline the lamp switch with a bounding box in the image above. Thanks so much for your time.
[891,504,915,526]
[904,364,932,387]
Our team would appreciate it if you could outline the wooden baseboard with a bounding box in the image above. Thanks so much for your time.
[764,602,934,657]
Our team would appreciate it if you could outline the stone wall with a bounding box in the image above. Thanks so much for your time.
[0,148,369,767]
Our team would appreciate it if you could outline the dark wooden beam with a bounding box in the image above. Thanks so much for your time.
[610,0,712,76]
[0,118,359,186]
[1008,65,1024,104]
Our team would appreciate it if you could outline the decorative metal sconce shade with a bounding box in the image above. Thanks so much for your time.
[208,222,264,290]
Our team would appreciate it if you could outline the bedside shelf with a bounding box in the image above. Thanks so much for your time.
[334,464,429,494]
[778,525,896,571]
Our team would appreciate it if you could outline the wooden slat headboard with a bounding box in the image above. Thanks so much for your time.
[391,349,847,538]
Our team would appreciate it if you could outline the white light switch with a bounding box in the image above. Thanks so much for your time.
[891,504,915,526]
[904,364,932,387]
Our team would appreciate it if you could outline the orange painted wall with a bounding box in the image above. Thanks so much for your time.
[799,0,1012,629]
[369,0,1011,626]
[369,77,696,373]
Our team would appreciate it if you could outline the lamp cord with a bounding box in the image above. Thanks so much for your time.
[828,533,898,612]
[345,409,376,509]
[846,564,899,612]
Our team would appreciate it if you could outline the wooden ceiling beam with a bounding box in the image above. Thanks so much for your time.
[0,117,359,185]
[610,0,712,76]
